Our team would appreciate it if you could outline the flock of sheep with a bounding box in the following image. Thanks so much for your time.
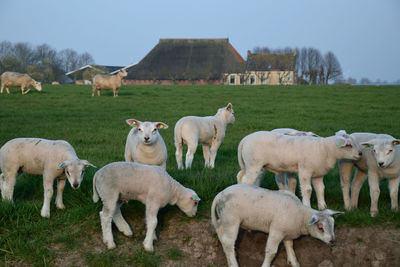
[0,86,399,266]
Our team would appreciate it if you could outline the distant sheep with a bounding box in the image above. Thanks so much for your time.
[0,138,96,218]
[237,130,362,210]
[212,184,343,267]
[92,69,127,97]
[174,103,235,169]
[93,162,200,251]
[124,119,168,169]
[1,71,42,94]
[338,132,400,217]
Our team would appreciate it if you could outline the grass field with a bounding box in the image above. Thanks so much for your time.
[0,84,400,266]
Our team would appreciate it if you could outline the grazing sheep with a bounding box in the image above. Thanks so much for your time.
[237,130,362,210]
[271,128,319,193]
[211,184,343,267]
[338,132,400,217]
[93,162,200,251]
[92,69,127,97]
[0,138,96,218]
[174,103,235,169]
[1,71,42,94]
[124,119,168,169]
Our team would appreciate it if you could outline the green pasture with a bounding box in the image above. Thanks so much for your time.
[0,84,399,265]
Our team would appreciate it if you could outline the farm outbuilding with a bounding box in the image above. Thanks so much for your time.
[124,38,245,85]
[66,64,124,83]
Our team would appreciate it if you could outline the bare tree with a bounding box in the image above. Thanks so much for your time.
[305,48,323,85]
[0,41,13,58]
[13,42,34,69]
[324,51,342,84]
[77,52,95,67]
[252,46,270,54]
[360,77,371,84]
[58,48,79,73]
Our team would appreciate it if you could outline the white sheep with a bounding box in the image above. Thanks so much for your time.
[211,184,343,267]
[174,103,235,169]
[124,119,168,169]
[92,69,127,97]
[338,132,400,217]
[237,130,362,210]
[93,161,200,251]
[0,138,96,218]
[1,71,42,94]
[271,128,319,193]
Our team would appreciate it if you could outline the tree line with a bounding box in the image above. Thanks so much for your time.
[0,41,95,83]
[253,46,342,84]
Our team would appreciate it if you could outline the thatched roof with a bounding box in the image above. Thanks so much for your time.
[246,51,296,71]
[126,38,245,81]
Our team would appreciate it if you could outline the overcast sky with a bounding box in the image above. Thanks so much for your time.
[1,0,399,82]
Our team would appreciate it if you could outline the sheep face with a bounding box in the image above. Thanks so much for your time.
[126,119,169,145]
[362,139,400,168]
[217,103,235,124]
[58,159,96,189]
[34,82,42,92]
[177,190,200,217]
[335,130,362,161]
[119,69,128,78]
[307,209,342,245]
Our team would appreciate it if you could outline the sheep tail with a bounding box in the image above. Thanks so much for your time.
[236,139,245,183]
[92,172,99,203]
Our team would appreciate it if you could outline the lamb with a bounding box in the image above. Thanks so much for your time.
[92,69,127,97]
[338,132,400,217]
[237,130,362,210]
[0,138,96,218]
[270,128,319,193]
[92,161,200,251]
[211,184,343,267]
[124,119,168,169]
[174,103,235,169]
[1,71,42,94]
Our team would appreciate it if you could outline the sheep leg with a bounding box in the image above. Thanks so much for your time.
[219,221,240,267]
[113,203,133,237]
[185,140,198,169]
[20,86,25,94]
[0,83,4,93]
[0,170,17,201]
[55,178,66,209]
[242,167,265,186]
[100,200,118,249]
[6,87,10,94]
[143,204,159,252]
[41,175,55,218]
[350,169,367,209]
[288,174,297,193]
[283,239,300,267]
[202,145,211,168]
[97,89,100,96]
[275,173,288,190]
[262,232,283,267]
[209,141,221,169]
[339,160,354,211]
[298,171,313,207]
[388,177,400,211]
[312,176,326,210]
[91,85,96,96]
[368,173,380,217]
[22,87,31,95]
[175,142,184,170]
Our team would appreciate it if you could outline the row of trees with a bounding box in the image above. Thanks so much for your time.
[252,46,342,84]
[0,41,95,83]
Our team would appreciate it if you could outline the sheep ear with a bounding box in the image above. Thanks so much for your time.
[81,160,97,168]
[58,160,71,170]
[308,214,319,226]
[392,140,400,146]
[156,122,168,130]
[126,119,140,127]
[335,137,347,148]
[226,103,233,111]
[323,209,344,216]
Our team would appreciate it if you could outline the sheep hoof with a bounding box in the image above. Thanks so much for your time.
[56,203,66,210]
[143,242,154,252]
[370,210,378,217]
[106,242,116,250]
[123,230,133,237]
[40,209,50,218]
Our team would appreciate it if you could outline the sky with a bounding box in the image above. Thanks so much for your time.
[1,0,399,82]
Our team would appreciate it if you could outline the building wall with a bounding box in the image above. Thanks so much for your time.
[123,79,223,85]
[224,71,296,85]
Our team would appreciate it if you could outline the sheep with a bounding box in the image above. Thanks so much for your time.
[271,128,319,193]
[237,130,362,210]
[92,161,200,251]
[211,184,343,267]
[174,103,235,169]
[1,71,42,95]
[92,69,127,97]
[338,132,400,217]
[0,138,96,218]
[124,119,169,169]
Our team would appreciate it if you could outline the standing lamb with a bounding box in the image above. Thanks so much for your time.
[93,162,200,251]
[124,119,169,169]
[211,184,343,267]
[0,138,96,218]
[271,128,319,193]
[338,132,400,217]
[92,69,127,97]
[237,130,362,210]
[174,103,235,169]
[1,71,42,94]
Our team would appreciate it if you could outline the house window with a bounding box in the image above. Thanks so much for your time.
[240,76,244,84]
[261,76,266,84]
[230,75,235,84]
[250,76,255,85]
